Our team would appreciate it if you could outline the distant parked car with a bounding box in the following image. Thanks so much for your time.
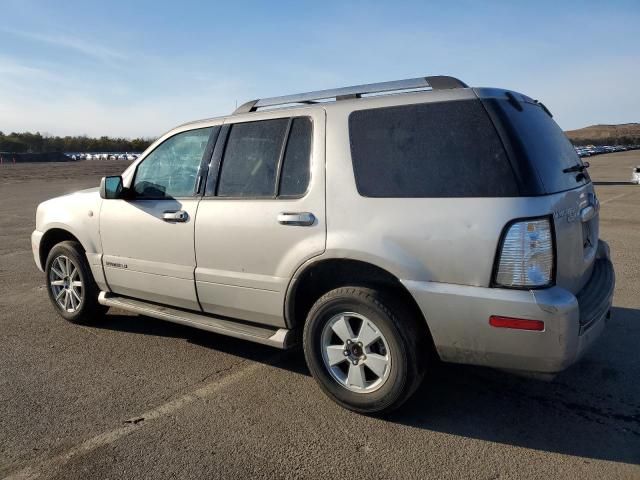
[575,147,591,158]
[632,167,640,184]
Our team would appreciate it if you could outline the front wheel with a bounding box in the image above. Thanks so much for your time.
[303,287,427,414]
[45,241,106,324]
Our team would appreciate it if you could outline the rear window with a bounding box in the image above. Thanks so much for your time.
[483,96,589,193]
[348,100,518,197]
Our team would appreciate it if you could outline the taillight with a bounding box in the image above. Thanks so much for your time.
[494,217,554,288]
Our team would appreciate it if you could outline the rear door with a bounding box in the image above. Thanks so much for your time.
[194,108,325,327]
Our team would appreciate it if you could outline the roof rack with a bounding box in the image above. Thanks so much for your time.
[233,75,468,114]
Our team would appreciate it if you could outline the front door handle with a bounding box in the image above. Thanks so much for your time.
[277,212,315,226]
[162,210,189,222]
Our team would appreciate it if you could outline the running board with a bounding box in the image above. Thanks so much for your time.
[98,292,295,349]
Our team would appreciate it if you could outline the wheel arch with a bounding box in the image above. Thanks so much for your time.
[285,258,434,346]
[39,228,85,269]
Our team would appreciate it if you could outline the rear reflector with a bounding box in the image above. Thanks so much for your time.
[489,315,544,331]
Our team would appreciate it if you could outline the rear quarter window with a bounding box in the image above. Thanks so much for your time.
[481,96,589,194]
[348,100,518,197]
[279,117,312,197]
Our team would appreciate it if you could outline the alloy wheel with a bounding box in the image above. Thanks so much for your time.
[320,312,392,393]
[49,255,83,313]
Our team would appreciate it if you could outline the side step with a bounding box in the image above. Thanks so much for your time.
[98,292,295,349]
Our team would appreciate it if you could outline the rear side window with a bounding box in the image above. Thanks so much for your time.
[216,117,312,198]
[279,117,312,197]
[218,119,288,197]
[349,100,518,197]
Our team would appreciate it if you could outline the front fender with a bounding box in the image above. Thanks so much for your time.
[34,189,106,288]
[36,189,103,256]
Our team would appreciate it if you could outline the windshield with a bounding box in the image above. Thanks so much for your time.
[483,95,589,194]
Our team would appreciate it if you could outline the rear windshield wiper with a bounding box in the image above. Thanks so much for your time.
[563,162,589,173]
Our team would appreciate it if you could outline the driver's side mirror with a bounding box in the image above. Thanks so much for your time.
[100,176,124,199]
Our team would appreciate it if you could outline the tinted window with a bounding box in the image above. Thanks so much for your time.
[133,127,212,198]
[349,100,518,197]
[279,117,312,197]
[486,98,589,193]
[218,119,288,197]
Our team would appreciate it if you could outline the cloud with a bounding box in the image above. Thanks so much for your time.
[0,94,171,138]
[0,27,127,62]
[0,80,238,138]
[0,55,61,81]
[0,49,247,138]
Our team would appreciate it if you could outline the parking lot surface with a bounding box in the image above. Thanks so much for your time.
[1,154,639,479]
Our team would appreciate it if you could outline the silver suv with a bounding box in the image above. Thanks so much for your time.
[32,76,615,413]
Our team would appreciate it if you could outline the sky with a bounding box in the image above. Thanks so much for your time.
[0,0,638,138]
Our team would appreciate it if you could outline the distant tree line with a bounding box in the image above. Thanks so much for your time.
[0,131,154,153]
[569,136,640,146]
[2,129,638,154]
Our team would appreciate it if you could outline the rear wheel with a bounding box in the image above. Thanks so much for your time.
[303,286,427,414]
[45,241,106,324]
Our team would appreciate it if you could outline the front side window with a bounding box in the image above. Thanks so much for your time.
[133,127,212,198]
[218,119,289,197]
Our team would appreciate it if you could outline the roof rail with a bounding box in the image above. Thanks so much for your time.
[233,75,468,114]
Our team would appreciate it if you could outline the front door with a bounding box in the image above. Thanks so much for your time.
[194,109,326,327]
[100,126,215,310]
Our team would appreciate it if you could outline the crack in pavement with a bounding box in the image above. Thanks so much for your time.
[469,372,640,437]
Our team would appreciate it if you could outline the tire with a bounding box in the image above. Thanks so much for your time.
[45,240,107,324]
[303,286,427,414]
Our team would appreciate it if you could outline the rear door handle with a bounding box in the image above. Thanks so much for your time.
[277,212,315,226]
[162,210,189,222]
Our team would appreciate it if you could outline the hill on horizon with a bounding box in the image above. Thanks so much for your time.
[565,123,640,146]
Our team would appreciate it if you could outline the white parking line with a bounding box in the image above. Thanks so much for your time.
[3,359,276,480]
[600,192,633,205]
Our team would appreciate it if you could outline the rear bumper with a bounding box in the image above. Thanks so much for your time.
[403,240,615,373]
